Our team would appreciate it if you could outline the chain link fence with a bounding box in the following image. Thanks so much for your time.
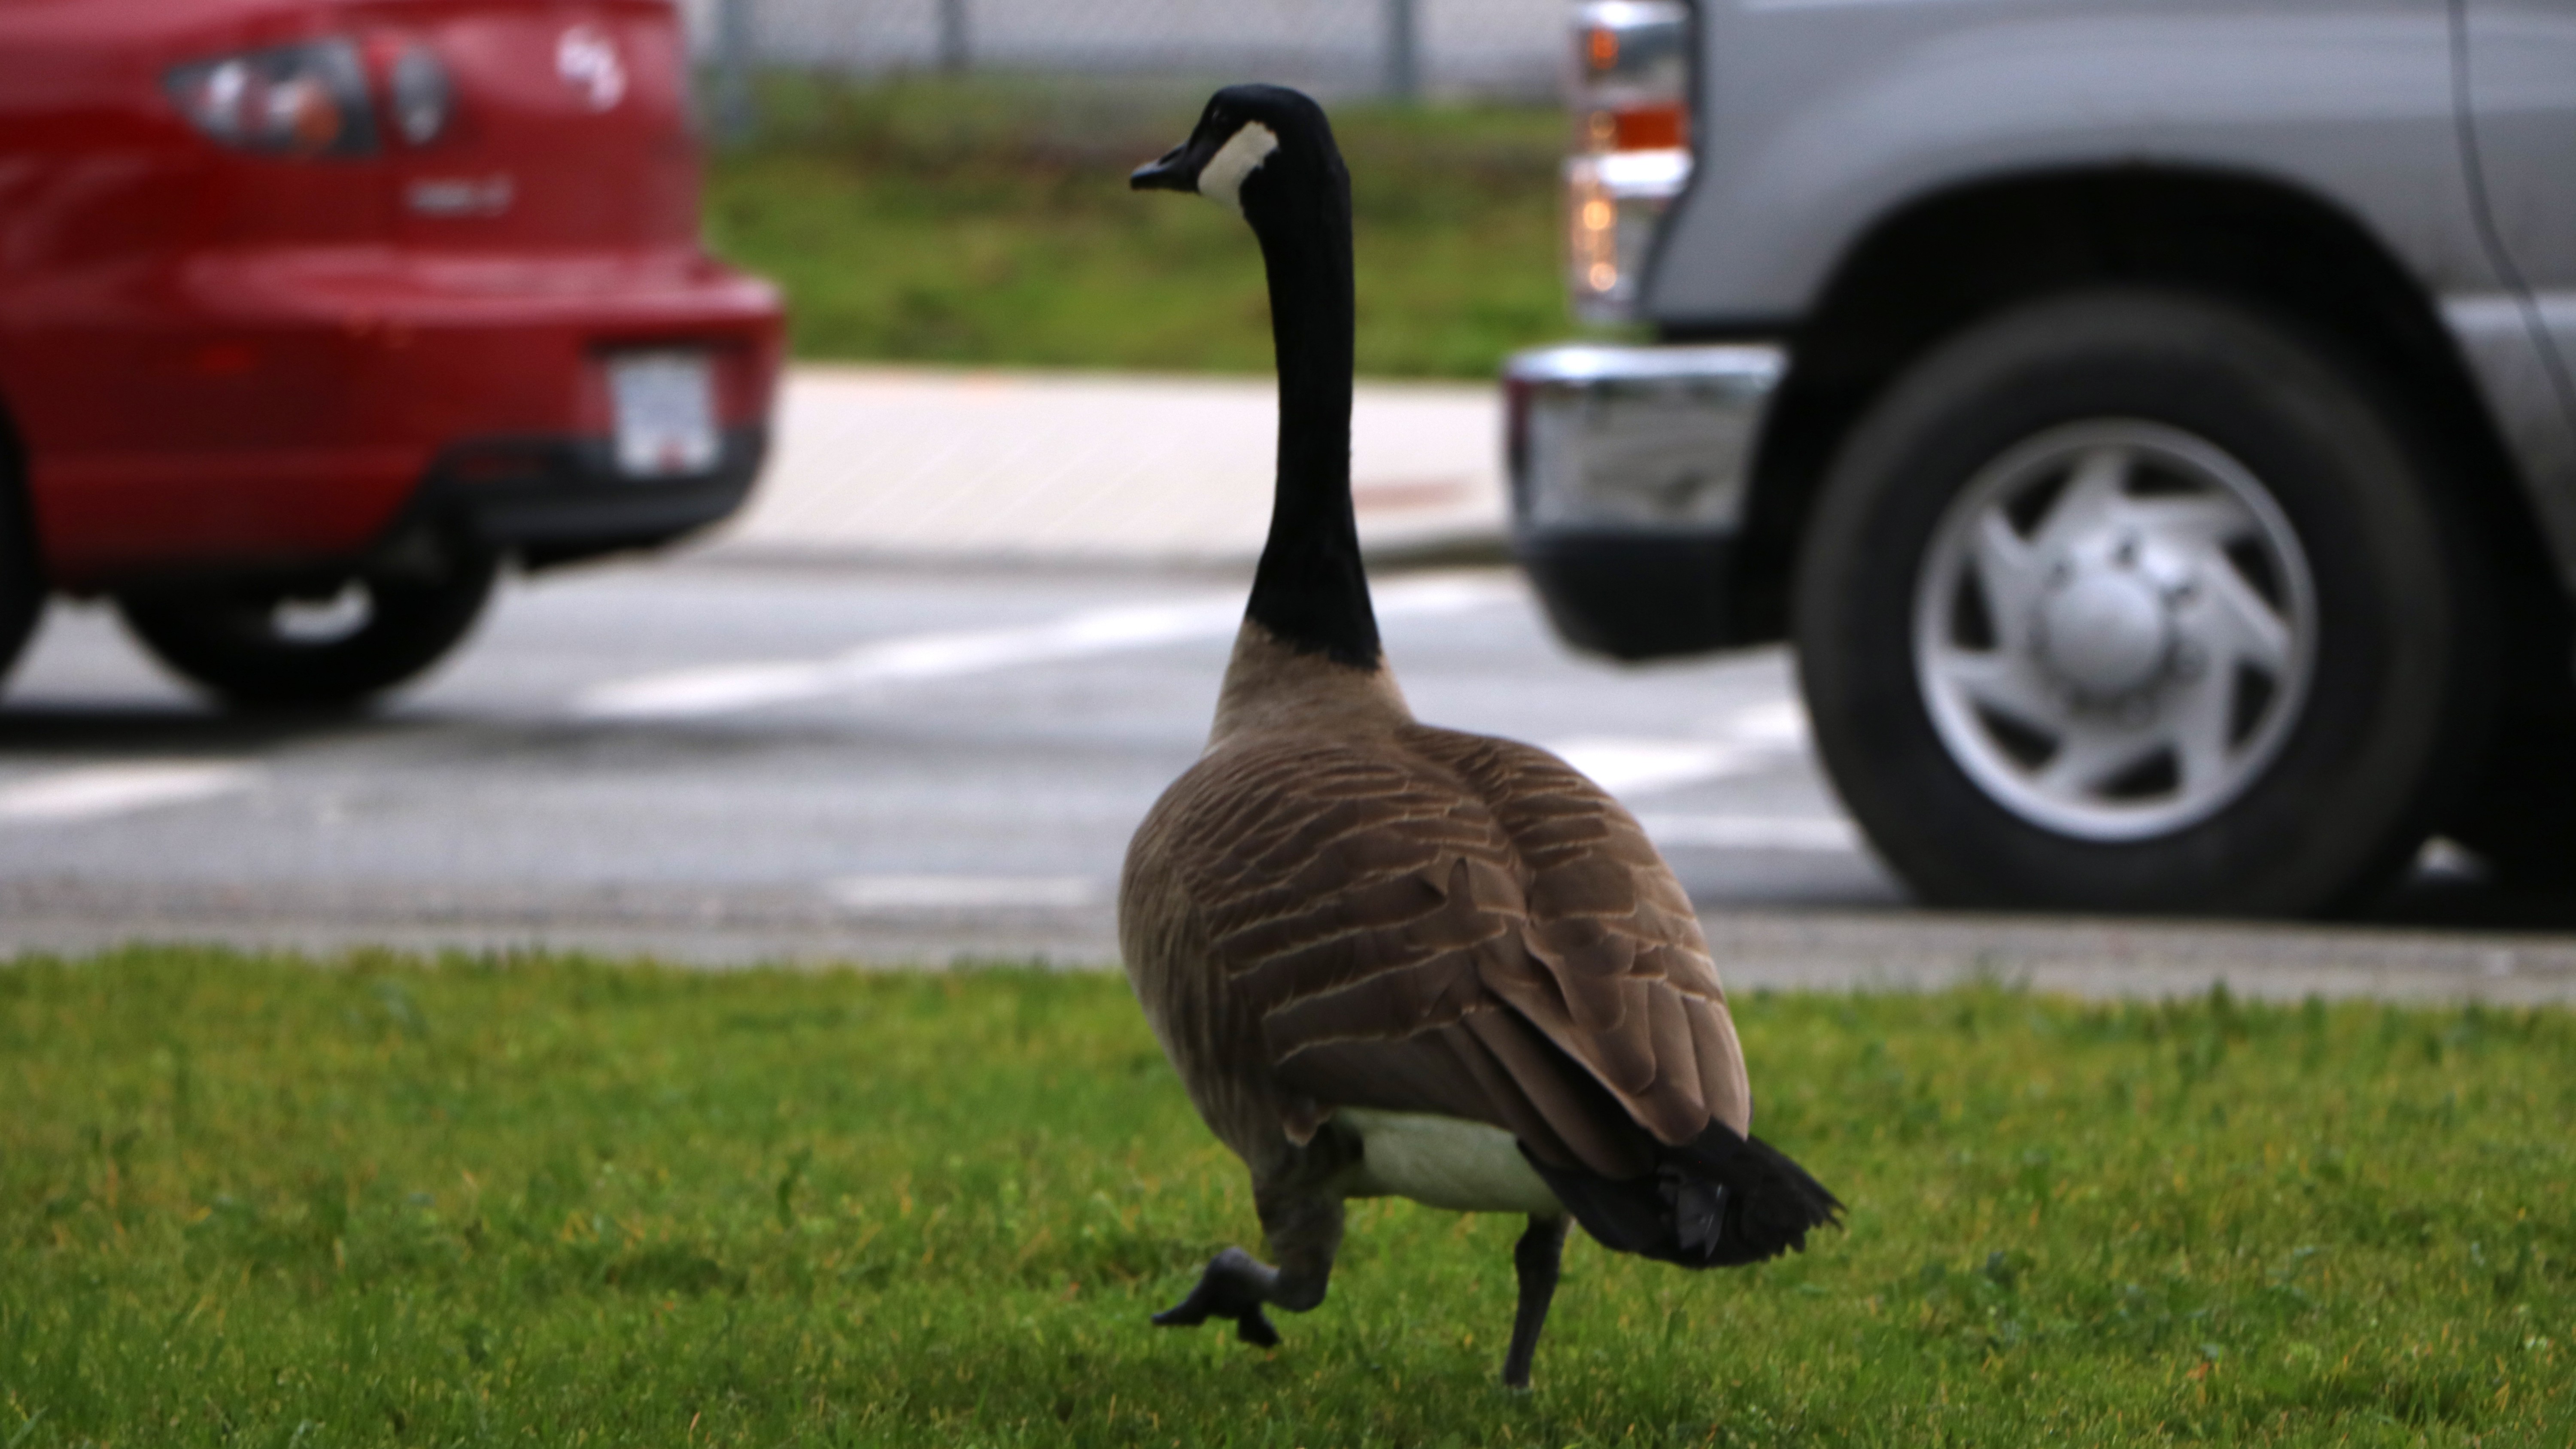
[678,0,1571,106]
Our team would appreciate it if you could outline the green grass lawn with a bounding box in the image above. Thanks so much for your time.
[5,949,2572,1446]
[703,76,1600,379]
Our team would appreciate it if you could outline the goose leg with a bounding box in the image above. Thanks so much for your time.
[1153,1186,1342,1348]
[1501,1213,1570,1389]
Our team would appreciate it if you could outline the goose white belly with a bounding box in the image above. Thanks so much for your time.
[1337,1108,1564,1215]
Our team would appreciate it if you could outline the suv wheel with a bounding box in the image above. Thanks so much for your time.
[1794,289,2489,915]
[118,556,498,711]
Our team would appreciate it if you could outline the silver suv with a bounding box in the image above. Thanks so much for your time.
[1506,0,2576,915]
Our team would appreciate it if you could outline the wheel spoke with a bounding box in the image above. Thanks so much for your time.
[2031,447,2131,556]
[1971,510,2047,644]
[2035,727,2161,798]
[1932,646,2061,730]
[2165,665,2239,795]
[2126,492,2255,547]
[2195,562,2294,675]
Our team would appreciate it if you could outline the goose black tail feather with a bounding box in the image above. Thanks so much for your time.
[1523,1121,1844,1269]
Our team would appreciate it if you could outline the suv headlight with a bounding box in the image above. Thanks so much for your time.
[1566,0,1692,320]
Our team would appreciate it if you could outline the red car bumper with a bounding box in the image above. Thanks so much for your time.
[8,243,783,590]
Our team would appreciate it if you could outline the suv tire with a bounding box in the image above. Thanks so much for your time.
[118,556,497,711]
[1793,289,2490,915]
[2446,611,2576,889]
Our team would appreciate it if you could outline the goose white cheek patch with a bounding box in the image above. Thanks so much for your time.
[1197,122,1280,208]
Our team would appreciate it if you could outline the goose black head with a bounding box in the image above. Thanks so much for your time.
[1134,84,1375,670]
[1130,85,1342,219]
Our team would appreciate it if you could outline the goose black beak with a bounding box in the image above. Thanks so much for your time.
[1130,144,1198,192]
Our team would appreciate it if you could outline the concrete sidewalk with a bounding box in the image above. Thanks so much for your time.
[13,875,2571,1003]
[703,363,1508,566]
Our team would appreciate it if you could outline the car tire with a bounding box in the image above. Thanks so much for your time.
[117,556,498,711]
[1793,289,2491,915]
[0,446,43,690]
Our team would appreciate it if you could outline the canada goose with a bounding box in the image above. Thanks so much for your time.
[1120,85,1841,1389]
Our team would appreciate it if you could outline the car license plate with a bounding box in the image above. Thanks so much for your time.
[609,351,718,478]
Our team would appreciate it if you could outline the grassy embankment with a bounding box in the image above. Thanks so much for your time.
[702,76,1597,379]
[5,949,2572,1446]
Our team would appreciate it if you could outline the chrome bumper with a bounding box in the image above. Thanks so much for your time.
[1501,341,1787,659]
[1503,342,1785,535]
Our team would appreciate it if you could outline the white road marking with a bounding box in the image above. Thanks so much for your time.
[0,761,260,824]
[1547,699,1815,799]
[1714,698,1809,749]
[1549,738,1765,796]
[1636,813,1862,853]
[824,875,1103,911]
[573,571,1522,721]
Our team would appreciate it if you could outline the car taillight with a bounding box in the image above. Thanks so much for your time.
[387,46,456,146]
[1566,0,1692,320]
[167,39,381,158]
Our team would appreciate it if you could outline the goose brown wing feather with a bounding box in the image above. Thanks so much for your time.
[1408,727,1750,1143]
[1155,725,1751,1181]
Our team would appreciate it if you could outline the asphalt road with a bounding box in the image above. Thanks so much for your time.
[4,554,2571,1001]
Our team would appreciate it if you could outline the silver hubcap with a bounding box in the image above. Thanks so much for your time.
[1912,420,2317,841]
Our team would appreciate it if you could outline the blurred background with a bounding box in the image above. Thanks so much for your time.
[676,0,1566,99]
[3,0,2570,988]
[3,0,1720,968]
[676,0,1586,380]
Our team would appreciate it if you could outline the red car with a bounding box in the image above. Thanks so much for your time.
[0,0,783,706]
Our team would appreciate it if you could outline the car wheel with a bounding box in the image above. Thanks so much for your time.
[1793,289,2491,915]
[117,556,498,710]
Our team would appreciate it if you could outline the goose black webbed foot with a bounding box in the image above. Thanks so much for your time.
[1501,1214,1571,1389]
[1153,1246,1283,1346]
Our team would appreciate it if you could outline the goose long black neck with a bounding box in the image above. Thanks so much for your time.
[1240,145,1380,668]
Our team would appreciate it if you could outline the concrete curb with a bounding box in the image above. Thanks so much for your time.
[8,877,2570,1003]
[701,363,1509,567]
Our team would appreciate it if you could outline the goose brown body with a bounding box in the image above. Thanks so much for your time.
[1121,625,1753,1189]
